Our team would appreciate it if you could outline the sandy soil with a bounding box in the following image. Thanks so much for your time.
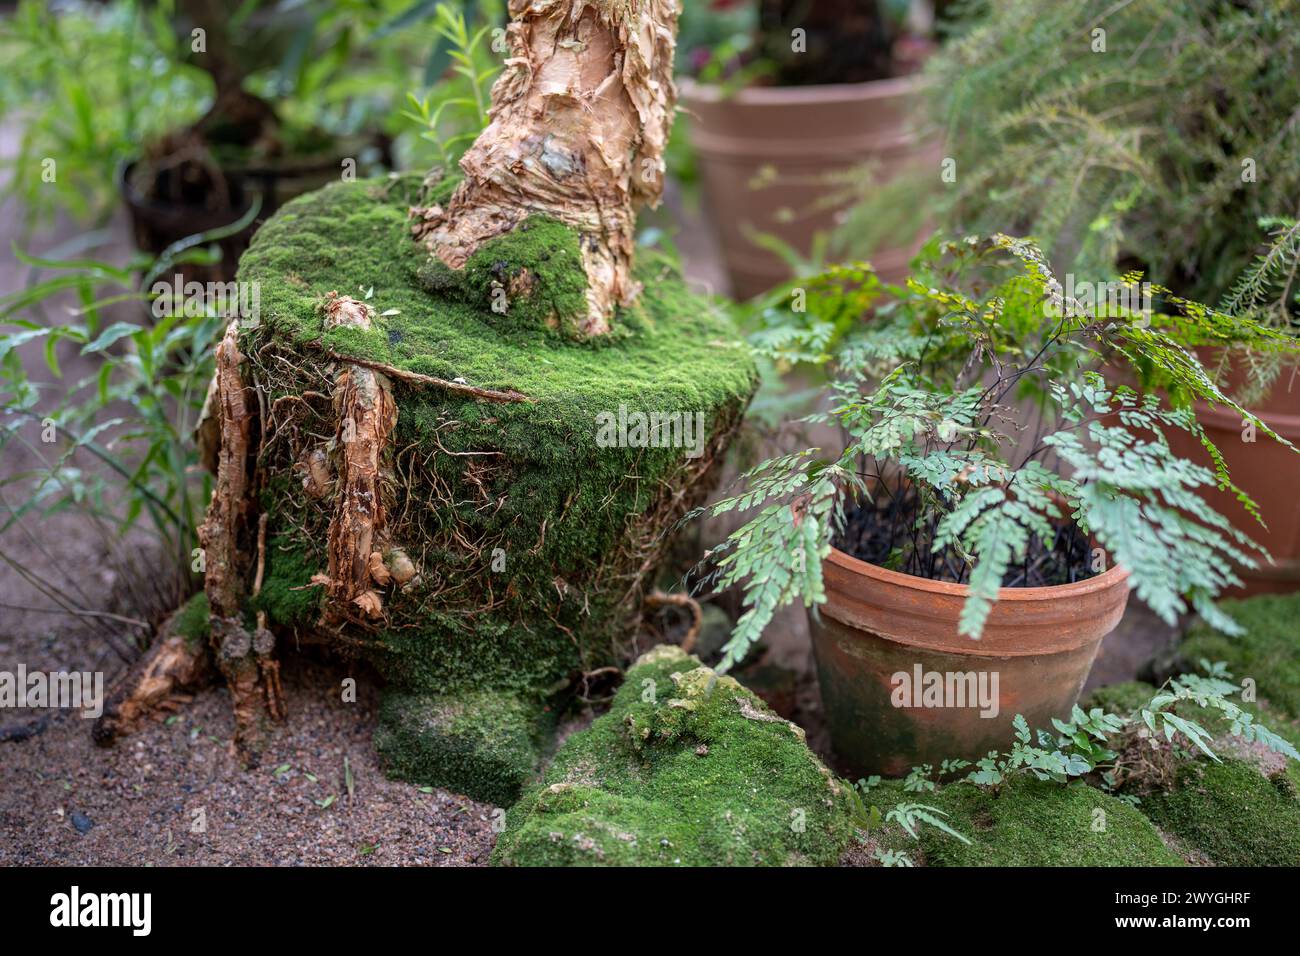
[0,653,499,866]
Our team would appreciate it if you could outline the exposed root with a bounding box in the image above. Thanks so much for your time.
[319,306,399,628]
[197,320,283,761]
[643,590,702,654]
[577,665,623,705]
[323,351,532,404]
[412,0,680,334]
[92,611,213,746]
[611,400,748,662]
[1108,725,1186,796]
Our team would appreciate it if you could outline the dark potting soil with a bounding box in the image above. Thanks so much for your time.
[832,491,1097,589]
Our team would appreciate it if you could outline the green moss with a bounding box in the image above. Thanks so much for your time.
[375,688,555,806]
[1181,594,1300,720]
[1084,674,1300,866]
[1082,680,1158,716]
[235,173,757,701]
[915,777,1183,867]
[416,216,590,337]
[250,536,321,629]
[492,646,855,867]
[173,591,210,647]
[1140,758,1300,866]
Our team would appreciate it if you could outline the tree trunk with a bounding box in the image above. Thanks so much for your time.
[412,0,680,335]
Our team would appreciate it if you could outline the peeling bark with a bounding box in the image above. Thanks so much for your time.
[197,320,283,760]
[92,615,212,746]
[413,0,681,335]
[319,301,399,626]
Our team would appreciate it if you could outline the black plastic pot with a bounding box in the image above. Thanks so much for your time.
[118,134,392,282]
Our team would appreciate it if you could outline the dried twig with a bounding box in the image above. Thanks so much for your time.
[644,590,702,654]
[322,351,532,404]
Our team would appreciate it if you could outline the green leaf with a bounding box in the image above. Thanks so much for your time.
[80,322,140,355]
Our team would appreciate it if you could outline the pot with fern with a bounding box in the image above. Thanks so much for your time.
[891,0,1300,595]
[675,0,946,299]
[696,235,1298,776]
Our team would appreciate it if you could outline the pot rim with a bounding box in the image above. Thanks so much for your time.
[117,158,253,218]
[825,542,1131,603]
[1191,397,1300,438]
[678,73,930,107]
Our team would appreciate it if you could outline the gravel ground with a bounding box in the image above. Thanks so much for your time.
[0,652,499,866]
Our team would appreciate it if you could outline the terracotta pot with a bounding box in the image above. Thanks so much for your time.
[808,546,1131,777]
[679,76,939,300]
[1164,368,1300,595]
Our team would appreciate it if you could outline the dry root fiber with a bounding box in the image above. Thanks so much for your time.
[413,0,680,335]
[92,613,212,745]
[197,320,284,760]
[315,294,399,627]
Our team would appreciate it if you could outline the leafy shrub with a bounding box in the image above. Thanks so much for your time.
[0,237,233,652]
[928,0,1300,313]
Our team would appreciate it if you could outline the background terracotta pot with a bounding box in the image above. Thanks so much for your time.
[679,76,939,300]
[808,546,1131,777]
[1164,371,1300,596]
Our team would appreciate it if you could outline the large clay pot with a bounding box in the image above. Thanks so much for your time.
[679,75,938,300]
[1164,369,1300,596]
[808,546,1131,777]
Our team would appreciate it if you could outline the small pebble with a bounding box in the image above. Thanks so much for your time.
[70,811,94,835]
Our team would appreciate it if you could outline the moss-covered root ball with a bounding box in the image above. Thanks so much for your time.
[228,173,756,788]
[492,646,856,866]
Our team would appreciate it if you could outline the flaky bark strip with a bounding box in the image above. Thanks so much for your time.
[319,300,399,626]
[197,320,283,758]
[414,0,681,334]
[91,611,213,746]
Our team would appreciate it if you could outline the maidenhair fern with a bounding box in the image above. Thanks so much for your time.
[914,662,1300,795]
[696,236,1300,667]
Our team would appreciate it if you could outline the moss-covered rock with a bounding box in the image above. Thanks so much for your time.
[1140,758,1300,866]
[492,645,855,866]
[910,777,1183,867]
[375,688,556,807]
[1082,672,1300,866]
[1180,593,1300,720]
[232,174,756,798]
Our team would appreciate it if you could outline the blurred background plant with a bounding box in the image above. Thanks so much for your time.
[399,1,503,170]
[834,0,1300,327]
[0,228,243,660]
[0,0,505,238]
